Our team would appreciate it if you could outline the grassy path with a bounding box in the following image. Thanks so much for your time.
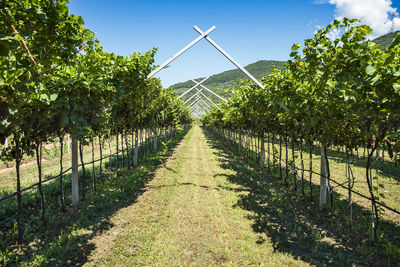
[84,125,308,266]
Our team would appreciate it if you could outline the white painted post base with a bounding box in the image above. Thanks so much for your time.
[67,134,70,153]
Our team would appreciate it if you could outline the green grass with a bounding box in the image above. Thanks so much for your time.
[85,124,308,266]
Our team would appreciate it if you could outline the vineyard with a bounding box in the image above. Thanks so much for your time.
[1,1,400,266]
[201,19,400,264]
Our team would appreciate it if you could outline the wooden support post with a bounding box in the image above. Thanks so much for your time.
[153,128,158,151]
[134,130,138,166]
[71,137,79,206]
[259,132,265,167]
[238,130,242,153]
[319,144,327,209]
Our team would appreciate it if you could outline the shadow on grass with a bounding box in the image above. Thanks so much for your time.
[203,127,400,267]
[0,129,189,266]
[147,181,249,193]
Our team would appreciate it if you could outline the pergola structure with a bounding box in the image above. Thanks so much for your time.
[70,25,263,206]
[147,25,264,118]
[181,78,221,115]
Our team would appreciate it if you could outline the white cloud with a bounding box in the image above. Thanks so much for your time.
[327,0,400,38]
[326,27,342,40]
[307,18,318,27]
[312,0,329,4]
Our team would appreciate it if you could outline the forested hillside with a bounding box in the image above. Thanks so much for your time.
[169,60,285,102]
[373,30,400,50]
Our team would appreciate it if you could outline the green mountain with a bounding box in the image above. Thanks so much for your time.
[169,60,285,103]
[372,31,399,51]
[170,31,399,105]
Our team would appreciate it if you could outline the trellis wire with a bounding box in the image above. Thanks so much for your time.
[0,129,165,203]
[212,127,400,216]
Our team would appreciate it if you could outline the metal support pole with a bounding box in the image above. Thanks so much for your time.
[195,87,220,109]
[197,100,210,111]
[184,89,202,105]
[194,95,210,111]
[183,82,218,109]
[189,103,201,112]
[189,102,199,112]
[185,93,211,111]
[147,26,216,79]
[188,101,198,111]
[192,79,227,103]
[185,88,214,111]
[178,76,209,99]
[199,98,211,109]
[191,102,207,113]
[187,98,200,109]
[71,137,79,206]
[193,26,265,89]
[191,107,203,117]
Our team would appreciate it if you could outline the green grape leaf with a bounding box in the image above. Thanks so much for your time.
[384,54,395,65]
[365,65,376,75]
[0,42,9,57]
[393,83,400,94]
[50,93,58,101]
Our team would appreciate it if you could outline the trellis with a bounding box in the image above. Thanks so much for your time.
[69,25,264,204]
[147,25,264,117]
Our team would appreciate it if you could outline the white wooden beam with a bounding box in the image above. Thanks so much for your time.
[193,26,265,89]
[199,97,211,109]
[184,88,202,105]
[147,26,216,79]
[192,102,207,113]
[197,100,210,111]
[192,79,227,103]
[187,97,200,109]
[189,101,205,113]
[196,88,220,109]
[178,76,209,99]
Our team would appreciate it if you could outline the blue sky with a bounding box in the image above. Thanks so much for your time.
[69,0,400,88]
